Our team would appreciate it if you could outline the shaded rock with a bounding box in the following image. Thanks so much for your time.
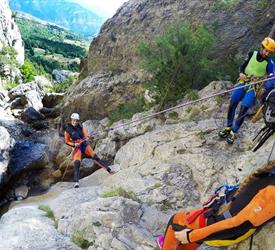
[40,107,55,116]
[42,92,64,108]
[21,126,34,137]
[9,96,21,109]
[21,107,45,122]
[14,185,29,200]
[8,140,49,177]
[31,120,49,130]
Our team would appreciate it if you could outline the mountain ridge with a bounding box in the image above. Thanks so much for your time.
[9,0,104,38]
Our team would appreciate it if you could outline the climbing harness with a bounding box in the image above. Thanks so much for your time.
[203,184,239,209]
[215,76,266,131]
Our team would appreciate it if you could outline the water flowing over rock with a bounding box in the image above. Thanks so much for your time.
[0,0,24,64]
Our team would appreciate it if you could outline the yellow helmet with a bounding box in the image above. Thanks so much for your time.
[262,37,275,52]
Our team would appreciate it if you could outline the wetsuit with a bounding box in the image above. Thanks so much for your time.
[64,123,111,182]
[162,170,275,250]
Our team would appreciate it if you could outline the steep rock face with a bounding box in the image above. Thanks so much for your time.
[61,70,145,121]
[84,0,275,75]
[0,0,24,64]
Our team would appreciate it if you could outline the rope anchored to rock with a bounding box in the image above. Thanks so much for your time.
[90,75,275,138]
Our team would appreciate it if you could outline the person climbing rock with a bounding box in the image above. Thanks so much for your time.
[219,37,275,144]
[64,112,114,188]
[158,160,275,250]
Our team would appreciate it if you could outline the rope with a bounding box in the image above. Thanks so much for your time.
[249,233,254,250]
[267,140,275,162]
[91,75,275,138]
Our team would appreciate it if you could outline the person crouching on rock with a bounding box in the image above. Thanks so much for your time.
[64,112,114,188]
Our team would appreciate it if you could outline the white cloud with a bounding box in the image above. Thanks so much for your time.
[69,0,128,18]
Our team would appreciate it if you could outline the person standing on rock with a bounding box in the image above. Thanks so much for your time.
[64,113,114,188]
[219,37,275,144]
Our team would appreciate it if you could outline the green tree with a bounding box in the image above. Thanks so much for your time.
[21,59,37,82]
[139,23,217,107]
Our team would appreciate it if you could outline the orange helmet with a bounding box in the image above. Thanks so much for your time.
[262,37,275,52]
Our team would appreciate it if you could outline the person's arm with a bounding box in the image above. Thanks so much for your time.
[260,60,275,102]
[64,131,75,147]
[266,59,275,75]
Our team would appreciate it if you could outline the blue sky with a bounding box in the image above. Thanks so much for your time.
[69,0,128,18]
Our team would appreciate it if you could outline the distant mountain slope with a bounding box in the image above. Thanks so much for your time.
[15,12,89,73]
[9,0,104,38]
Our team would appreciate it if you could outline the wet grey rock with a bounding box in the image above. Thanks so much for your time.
[21,107,45,122]
[8,140,49,176]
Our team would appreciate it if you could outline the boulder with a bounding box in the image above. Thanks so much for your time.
[21,90,43,111]
[61,70,145,121]
[52,69,74,83]
[8,82,43,100]
[33,75,52,90]
[42,92,64,108]
[21,107,45,123]
[8,140,49,177]
[0,207,80,249]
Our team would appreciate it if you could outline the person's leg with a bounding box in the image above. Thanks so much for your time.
[227,89,255,144]
[84,145,113,173]
[226,84,246,127]
[74,160,81,183]
[232,90,256,133]
[219,84,245,138]
[71,148,82,187]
